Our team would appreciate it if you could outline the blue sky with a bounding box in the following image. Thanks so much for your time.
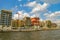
[0,0,60,21]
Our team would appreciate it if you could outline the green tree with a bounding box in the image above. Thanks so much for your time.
[46,20,52,28]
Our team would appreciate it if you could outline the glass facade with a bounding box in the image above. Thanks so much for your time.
[1,10,12,27]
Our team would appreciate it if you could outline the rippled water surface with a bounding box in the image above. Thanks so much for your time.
[0,30,60,40]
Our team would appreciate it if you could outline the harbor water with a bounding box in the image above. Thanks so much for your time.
[0,30,60,40]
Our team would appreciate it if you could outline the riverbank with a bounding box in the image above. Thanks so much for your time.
[0,26,60,32]
[0,28,60,32]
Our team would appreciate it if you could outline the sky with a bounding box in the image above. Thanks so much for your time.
[0,0,60,23]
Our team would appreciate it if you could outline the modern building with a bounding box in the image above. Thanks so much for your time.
[23,17,31,27]
[51,23,57,28]
[1,10,12,27]
[11,19,24,27]
[31,17,40,26]
[0,14,1,25]
[19,20,24,27]
[11,19,16,27]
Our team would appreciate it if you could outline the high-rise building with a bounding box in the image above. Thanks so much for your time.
[1,10,12,27]
[0,14,1,25]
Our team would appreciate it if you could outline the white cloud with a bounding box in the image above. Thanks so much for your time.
[26,1,37,7]
[25,1,49,19]
[44,13,49,16]
[31,15,36,18]
[26,1,49,14]
[55,11,60,15]
[40,19,43,21]
[18,11,23,15]
[23,13,30,17]
[44,11,60,24]
[31,14,40,18]
[12,11,30,20]
[44,11,60,18]
[12,14,18,20]
[36,0,60,4]
[31,3,48,13]
[12,11,23,20]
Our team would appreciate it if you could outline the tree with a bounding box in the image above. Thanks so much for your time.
[45,20,52,28]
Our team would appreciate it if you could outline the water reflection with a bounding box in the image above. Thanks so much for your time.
[0,30,60,40]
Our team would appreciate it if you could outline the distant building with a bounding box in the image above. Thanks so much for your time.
[19,20,24,27]
[1,10,12,27]
[23,17,31,27]
[11,19,16,27]
[0,14,1,25]
[31,17,40,26]
[51,23,57,28]
[11,19,24,27]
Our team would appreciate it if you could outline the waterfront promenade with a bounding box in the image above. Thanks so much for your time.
[0,26,60,32]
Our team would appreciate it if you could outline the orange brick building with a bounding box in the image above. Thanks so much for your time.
[31,17,40,26]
